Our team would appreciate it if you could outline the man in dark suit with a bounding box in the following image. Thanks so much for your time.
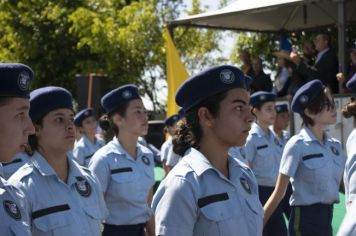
[291,34,339,93]
[250,57,273,93]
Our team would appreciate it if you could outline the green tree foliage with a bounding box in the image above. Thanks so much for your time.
[0,0,221,112]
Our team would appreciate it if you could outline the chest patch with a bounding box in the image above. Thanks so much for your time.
[141,156,150,166]
[3,200,21,220]
[75,176,92,197]
[240,177,252,194]
[330,146,340,156]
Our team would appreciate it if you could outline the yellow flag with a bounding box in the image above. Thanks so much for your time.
[163,28,189,117]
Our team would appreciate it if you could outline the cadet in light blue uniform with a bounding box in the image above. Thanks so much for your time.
[271,104,293,219]
[337,74,356,235]
[72,108,105,166]
[9,86,108,236]
[264,80,346,236]
[342,74,356,208]
[0,63,34,236]
[152,65,263,236]
[89,84,155,236]
[2,152,30,180]
[160,114,180,175]
[244,91,287,236]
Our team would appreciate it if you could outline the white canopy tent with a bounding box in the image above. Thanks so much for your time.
[169,0,356,72]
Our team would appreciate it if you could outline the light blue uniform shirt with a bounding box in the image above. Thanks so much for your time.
[244,123,281,186]
[228,146,248,165]
[0,177,31,236]
[279,127,346,206]
[9,152,108,236]
[160,137,172,162]
[337,198,356,236]
[72,136,105,167]
[88,136,155,225]
[344,129,356,204]
[2,152,30,180]
[152,148,263,236]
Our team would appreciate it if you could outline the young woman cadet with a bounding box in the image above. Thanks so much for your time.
[152,65,263,236]
[160,114,180,175]
[9,86,108,236]
[0,63,34,235]
[244,91,287,236]
[72,107,105,167]
[337,74,356,236]
[264,80,346,236]
[88,84,155,236]
[271,104,293,219]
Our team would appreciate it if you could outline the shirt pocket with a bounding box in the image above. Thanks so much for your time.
[32,205,72,234]
[302,154,330,188]
[254,145,273,170]
[82,205,103,234]
[110,167,137,196]
[196,193,239,236]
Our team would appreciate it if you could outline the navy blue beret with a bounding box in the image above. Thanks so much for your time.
[164,114,180,127]
[74,108,94,126]
[250,91,276,107]
[0,63,33,98]
[346,74,356,97]
[101,84,140,114]
[175,65,250,111]
[30,86,73,122]
[291,80,324,114]
[276,104,289,113]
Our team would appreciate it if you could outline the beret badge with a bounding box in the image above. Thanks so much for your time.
[220,69,235,84]
[18,71,31,91]
[299,95,309,104]
[122,90,132,99]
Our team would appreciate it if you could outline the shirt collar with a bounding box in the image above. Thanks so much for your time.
[299,127,333,143]
[183,148,216,176]
[31,151,58,177]
[251,123,267,138]
[316,48,330,62]
[108,136,149,160]
[183,148,243,180]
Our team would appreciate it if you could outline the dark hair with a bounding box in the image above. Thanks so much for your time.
[172,91,227,156]
[28,119,42,155]
[300,87,333,126]
[342,99,356,119]
[99,102,130,136]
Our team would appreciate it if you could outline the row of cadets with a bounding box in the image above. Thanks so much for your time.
[0,63,34,235]
[9,86,108,235]
[337,74,356,236]
[88,84,155,236]
[264,79,346,236]
[152,65,263,236]
[72,108,105,167]
[244,91,288,236]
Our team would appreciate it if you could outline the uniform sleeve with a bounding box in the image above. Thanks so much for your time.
[88,155,110,193]
[166,147,180,167]
[89,173,109,220]
[279,139,301,178]
[152,176,197,236]
[344,155,356,203]
[244,135,256,163]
